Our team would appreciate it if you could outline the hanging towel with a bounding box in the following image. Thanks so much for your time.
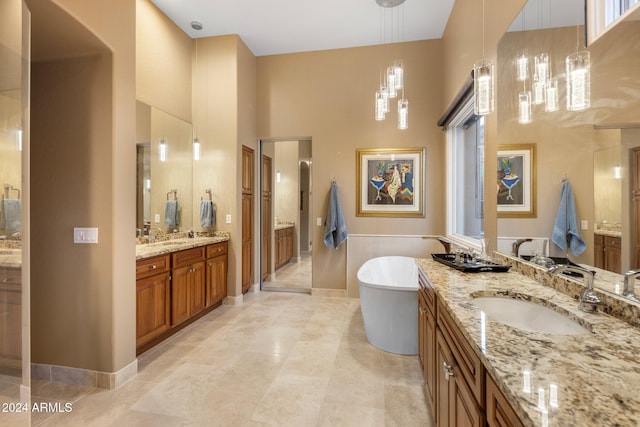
[200,200,215,227]
[552,180,586,256]
[164,200,179,227]
[323,181,348,249]
[0,199,22,234]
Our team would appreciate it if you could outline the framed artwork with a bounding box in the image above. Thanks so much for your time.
[497,143,536,218]
[356,147,425,217]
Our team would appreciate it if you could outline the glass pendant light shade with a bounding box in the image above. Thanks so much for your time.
[474,59,495,116]
[532,80,546,105]
[393,61,403,90]
[375,91,386,121]
[515,50,529,81]
[380,85,390,113]
[193,137,201,161]
[534,53,550,84]
[518,91,532,124]
[387,67,397,98]
[398,99,408,130]
[545,78,559,112]
[159,139,167,162]
[566,51,591,111]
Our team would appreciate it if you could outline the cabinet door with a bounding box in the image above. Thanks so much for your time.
[486,373,525,427]
[436,330,452,427]
[242,193,253,292]
[206,254,227,306]
[172,265,190,326]
[136,272,170,347]
[418,291,427,373]
[594,236,604,270]
[190,261,206,314]
[242,145,254,194]
[262,194,271,280]
[425,304,437,410]
[604,237,622,274]
[0,269,22,360]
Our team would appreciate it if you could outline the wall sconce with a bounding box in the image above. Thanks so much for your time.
[614,165,622,179]
[159,139,167,162]
[146,178,151,190]
[276,170,281,183]
[17,129,22,151]
[193,137,201,161]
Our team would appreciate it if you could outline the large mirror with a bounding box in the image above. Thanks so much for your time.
[496,0,640,299]
[136,101,193,235]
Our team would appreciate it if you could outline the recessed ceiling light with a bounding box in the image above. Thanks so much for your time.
[191,21,203,31]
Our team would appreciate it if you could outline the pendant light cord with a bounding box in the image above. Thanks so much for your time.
[482,0,486,59]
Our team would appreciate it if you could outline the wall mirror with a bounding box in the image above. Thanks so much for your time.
[496,0,640,299]
[136,100,193,234]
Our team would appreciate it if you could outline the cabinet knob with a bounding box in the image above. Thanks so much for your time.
[217,248,222,252]
[443,362,454,381]
[208,262,212,267]
[151,264,157,270]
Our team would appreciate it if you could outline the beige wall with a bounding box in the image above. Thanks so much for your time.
[29,0,135,373]
[257,40,445,290]
[136,0,191,122]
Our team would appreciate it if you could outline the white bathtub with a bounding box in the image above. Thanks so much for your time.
[357,256,418,355]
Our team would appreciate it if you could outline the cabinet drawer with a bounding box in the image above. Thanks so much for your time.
[206,242,228,258]
[136,255,170,280]
[605,236,621,248]
[418,269,436,315]
[172,246,205,268]
[437,299,484,405]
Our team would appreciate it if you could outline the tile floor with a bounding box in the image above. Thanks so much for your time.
[262,252,312,292]
[24,291,433,426]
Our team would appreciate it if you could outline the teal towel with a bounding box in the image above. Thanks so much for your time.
[552,180,586,256]
[1,199,22,234]
[323,182,348,249]
[164,200,179,227]
[200,200,215,227]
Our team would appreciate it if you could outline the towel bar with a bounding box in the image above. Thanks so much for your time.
[3,185,20,200]
[201,189,212,201]
[166,189,177,201]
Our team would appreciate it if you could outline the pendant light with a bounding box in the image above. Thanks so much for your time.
[532,53,549,105]
[545,77,559,112]
[515,50,529,82]
[193,24,203,161]
[373,0,408,129]
[474,0,495,116]
[518,90,532,124]
[566,6,590,111]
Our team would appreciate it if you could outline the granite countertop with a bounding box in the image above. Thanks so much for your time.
[274,223,294,230]
[594,229,623,238]
[416,257,640,427]
[135,235,229,260]
[0,248,22,268]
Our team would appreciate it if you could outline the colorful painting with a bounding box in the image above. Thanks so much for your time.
[497,144,536,218]
[356,148,425,217]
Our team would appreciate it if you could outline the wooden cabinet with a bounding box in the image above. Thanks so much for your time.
[419,268,524,427]
[274,226,294,270]
[0,267,21,365]
[486,373,525,427]
[205,242,228,306]
[418,269,437,410]
[242,145,254,194]
[171,247,205,326]
[136,255,170,348]
[594,234,621,273]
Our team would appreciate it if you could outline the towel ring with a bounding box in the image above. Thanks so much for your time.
[201,189,212,201]
[166,189,177,201]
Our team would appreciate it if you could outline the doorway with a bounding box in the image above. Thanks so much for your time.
[260,139,312,292]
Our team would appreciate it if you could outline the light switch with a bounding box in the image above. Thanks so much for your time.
[74,227,99,244]
[226,214,232,224]
[581,220,588,230]
[154,213,160,223]
[316,217,322,226]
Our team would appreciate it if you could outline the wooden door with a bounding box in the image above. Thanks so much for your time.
[242,146,254,293]
[262,155,272,280]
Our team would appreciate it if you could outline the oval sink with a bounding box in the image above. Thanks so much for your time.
[471,296,590,335]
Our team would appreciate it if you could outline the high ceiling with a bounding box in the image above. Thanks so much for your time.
[150,0,456,56]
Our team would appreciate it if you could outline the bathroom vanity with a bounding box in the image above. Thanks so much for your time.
[135,235,229,354]
[274,224,294,270]
[417,256,640,426]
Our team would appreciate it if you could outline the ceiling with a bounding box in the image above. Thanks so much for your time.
[150,0,456,57]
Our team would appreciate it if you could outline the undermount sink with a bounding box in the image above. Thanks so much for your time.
[470,295,590,335]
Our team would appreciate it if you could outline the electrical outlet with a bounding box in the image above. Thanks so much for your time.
[226,214,232,224]
[581,220,588,230]
[154,213,160,223]
[316,217,322,226]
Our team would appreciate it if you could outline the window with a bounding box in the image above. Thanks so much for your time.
[446,98,485,248]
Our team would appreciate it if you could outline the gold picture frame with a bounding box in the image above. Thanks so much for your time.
[356,147,425,217]
[497,143,537,218]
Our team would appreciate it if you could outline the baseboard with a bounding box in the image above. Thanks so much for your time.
[223,294,243,305]
[311,288,348,298]
[31,358,138,390]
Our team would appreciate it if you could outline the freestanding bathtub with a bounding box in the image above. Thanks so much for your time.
[357,256,418,355]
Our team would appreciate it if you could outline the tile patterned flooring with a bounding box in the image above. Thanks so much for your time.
[25,291,433,426]
[262,252,312,292]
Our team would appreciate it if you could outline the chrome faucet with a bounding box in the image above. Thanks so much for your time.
[623,270,640,302]
[512,238,532,257]
[548,264,602,313]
